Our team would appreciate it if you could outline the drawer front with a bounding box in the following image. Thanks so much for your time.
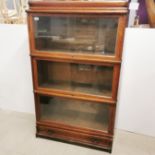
[37,125,112,151]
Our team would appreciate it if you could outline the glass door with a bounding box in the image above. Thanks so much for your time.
[38,95,110,132]
[33,15,118,56]
[37,60,114,97]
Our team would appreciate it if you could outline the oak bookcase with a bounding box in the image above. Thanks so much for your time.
[27,0,128,152]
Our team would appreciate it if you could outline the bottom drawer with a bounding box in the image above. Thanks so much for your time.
[37,125,112,152]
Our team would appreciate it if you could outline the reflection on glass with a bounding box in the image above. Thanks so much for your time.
[40,95,109,131]
[38,61,113,97]
[33,16,118,55]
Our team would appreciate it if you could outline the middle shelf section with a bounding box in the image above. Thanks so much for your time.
[32,58,120,102]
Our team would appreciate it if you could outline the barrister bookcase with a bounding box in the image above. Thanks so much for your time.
[27,0,128,152]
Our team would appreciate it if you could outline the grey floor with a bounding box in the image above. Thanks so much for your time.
[0,109,155,155]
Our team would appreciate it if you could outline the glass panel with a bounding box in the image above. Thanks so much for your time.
[38,61,113,97]
[33,16,118,56]
[39,95,109,131]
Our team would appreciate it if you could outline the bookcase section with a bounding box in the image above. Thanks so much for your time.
[27,0,128,152]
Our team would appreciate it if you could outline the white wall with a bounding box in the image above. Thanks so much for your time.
[116,28,155,137]
[0,24,35,113]
[0,25,155,137]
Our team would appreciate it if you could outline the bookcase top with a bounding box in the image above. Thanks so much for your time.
[28,0,129,14]
[29,0,129,7]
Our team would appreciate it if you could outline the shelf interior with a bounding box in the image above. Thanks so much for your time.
[40,95,109,131]
[37,61,113,97]
[33,16,118,56]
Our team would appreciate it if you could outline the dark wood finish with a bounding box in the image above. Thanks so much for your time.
[145,0,155,28]
[37,125,112,151]
[34,89,115,104]
[31,52,121,66]
[29,0,128,8]
[115,15,128,59]
[27,0,128,152]
[28,0,128,14]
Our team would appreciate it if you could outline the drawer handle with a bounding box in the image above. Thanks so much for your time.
[90,137,101,144]
[47,129,54,135]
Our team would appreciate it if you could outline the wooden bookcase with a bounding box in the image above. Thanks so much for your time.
[27,0,128,152]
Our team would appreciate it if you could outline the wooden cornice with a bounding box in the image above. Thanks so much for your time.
[27,0,129,14]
